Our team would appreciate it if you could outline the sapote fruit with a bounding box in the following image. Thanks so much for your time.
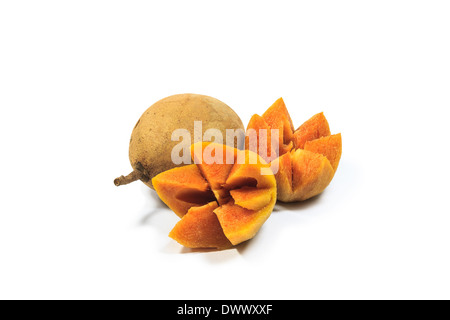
[246,98,342,202]
[114,94,245,189]
[152,142,277,249]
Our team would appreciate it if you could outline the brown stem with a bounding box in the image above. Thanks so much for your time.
[114,170,144,186]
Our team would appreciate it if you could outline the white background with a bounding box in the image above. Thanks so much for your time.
[1,1,449,300]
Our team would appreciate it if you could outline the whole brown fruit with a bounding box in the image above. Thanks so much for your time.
[114,94,245,189]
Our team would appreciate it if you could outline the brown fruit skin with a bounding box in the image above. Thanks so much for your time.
[128,94,245,189]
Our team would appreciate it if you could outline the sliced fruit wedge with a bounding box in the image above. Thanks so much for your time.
[214,196,276,246]
[270,152,293,202]
[292,112,331,149]
[246,99,342,202]
[230,187,273,211]
[245,114,278,163]
[261,98,294,155]
[169,202,232,249]
[290,149,334,201]
[151,164,215,217]
[304,133,342,172]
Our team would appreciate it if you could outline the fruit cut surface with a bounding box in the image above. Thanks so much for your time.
[291,149,334,201]
[262,98,295,154]
[128,94,244,189]
[304,133,342,172]
[151,164,214,217]
[292,112,331,149]
[230,187,273,211]
[214,197,275,246]
[246,100,342,202]
[191,143,237,204]
[245,114,278,163]
[169,202,232,249]
[153,142,277,248]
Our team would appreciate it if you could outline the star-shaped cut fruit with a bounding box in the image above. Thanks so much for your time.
[152,142,277,249]
[246,98,342,202]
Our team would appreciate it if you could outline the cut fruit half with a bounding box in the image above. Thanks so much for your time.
[153,142,277,249]
[246,99,342,202]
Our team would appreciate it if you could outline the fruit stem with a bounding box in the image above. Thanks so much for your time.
[114,170,144,186]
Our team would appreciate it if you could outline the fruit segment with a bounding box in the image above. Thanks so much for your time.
[292,112,331,149]
[289,149,334,202]
[116,93,244,190]
[270,152,293,201]
[151,164,215,217]
[261,98,294,155]
[153,142,277,248]
[246,99,342,202]
[225,150,276,190]
[304,133,342,172]
[230,187,273,211]
[245,114,278,163]
[191,142,237,204]
[169,202,232,249]
[214,197,275,246]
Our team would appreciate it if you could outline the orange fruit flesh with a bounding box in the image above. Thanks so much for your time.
[191,143,237,205]
[261,98,295,155]
[292,112,331,149]
[246,99,342,202]
[304,133,342,172]
[169,202,232,249]
[214,196,275,246]
[151,164,214,217]
[245,114,278,163]
[230,187,272,211]
[153,142,277,248]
